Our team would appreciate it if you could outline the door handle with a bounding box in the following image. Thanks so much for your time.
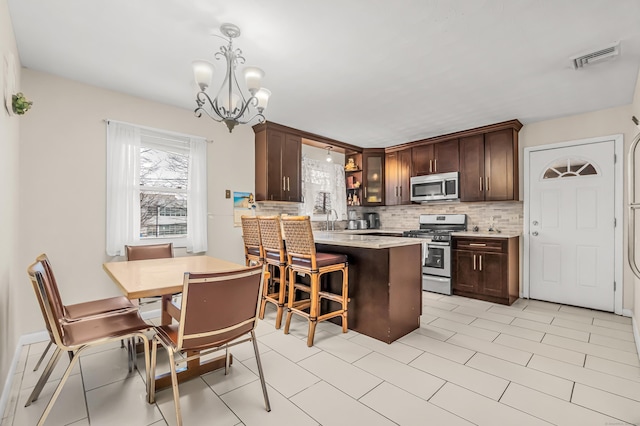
[429,160,433,173]
[364,187,367,198]
[283,176,286,191]
[532,231,539,236]
[434,159,437,172]
[473,254,476,270]
[399,186,402,197]
[479,255,482,271]
[486,176,489,192]
[287,177,290,191]
[395,187,398,197]
[480,177,483,192]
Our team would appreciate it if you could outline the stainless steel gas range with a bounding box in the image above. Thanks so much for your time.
[403,214,467,295]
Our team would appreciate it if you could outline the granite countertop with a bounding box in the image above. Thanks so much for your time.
[313,231,424,249]
[451,231,522,238]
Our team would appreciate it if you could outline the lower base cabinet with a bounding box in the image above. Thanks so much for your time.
[452,236,519,305]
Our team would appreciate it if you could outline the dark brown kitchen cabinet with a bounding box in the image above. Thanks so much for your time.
[362,149,385,206]
[459,129,518,202]
[385,149,411,205]
[451,236,519,305]
[254,125,302,202]
[411,139,459,176]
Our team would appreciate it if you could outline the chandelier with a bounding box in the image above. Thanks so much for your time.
[192,23,271,133]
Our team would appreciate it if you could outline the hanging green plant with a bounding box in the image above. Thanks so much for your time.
[12,92,33,115]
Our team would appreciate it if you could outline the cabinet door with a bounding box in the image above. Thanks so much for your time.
[452,250,478,293]
[362,151,384,206]
[484,129,515,201]
[282,133,302,201]
[479,252,507,298]
[266,129,285,201]
[459,134,485,202]
[398,149,412,204]
[385,152,400,206]
[433,139,459,173]
[411,144,434,176]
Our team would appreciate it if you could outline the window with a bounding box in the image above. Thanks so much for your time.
[543,157,598,179]
[301,156,347,222]
[106,122,208,256]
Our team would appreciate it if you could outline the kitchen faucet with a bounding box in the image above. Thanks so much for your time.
[326,209,338,231]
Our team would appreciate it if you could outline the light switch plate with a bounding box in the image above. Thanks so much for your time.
[225,190,231,198]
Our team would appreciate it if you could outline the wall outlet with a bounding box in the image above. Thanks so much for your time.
[509,214,519,221]
[225,189,231,198]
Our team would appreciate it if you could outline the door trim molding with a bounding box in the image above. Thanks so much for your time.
[523,134,623,314]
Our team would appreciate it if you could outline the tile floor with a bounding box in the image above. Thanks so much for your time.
[2,293,640,425]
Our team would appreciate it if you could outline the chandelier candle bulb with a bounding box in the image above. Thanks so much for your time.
[243,67,264,94]
[192,61,214,90]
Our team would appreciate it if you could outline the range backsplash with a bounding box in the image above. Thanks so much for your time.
[256,201,524,234]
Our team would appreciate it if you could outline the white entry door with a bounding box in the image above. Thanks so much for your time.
[528,140,615,311]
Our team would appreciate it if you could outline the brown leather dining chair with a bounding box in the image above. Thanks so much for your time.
[125,242,174,306]
[27,253,139,377]
[281,216,349,347]
[257,215,288,329]
[148,264,271,426]
[26,256,151,426]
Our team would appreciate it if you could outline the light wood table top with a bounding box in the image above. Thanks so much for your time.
[103,256,247,299]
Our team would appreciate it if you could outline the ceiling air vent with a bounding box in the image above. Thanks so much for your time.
[571,41,620,69]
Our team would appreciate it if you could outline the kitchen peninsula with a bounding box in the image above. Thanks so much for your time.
[313,231,423,343]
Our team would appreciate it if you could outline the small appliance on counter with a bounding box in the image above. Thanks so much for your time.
[364,212,380,229]
[347,210,359,230]
[356,219,369,229]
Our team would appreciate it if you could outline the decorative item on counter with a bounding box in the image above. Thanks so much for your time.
[345,157,358,171]
[352,194,360,206]
[12,92,32,115]
[353,181,361,188]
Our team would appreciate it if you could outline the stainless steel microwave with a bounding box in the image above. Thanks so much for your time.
[410,172,459,202]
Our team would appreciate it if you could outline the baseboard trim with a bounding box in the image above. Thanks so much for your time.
[0,331,50,419]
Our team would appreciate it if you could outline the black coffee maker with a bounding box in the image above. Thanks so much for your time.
[364,212,380,229]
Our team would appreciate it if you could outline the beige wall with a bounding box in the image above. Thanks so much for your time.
[519,103,638,311]
[15,69,254,338]
[0,0,21,404]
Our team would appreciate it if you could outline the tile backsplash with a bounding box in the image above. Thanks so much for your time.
[256,200,524,233]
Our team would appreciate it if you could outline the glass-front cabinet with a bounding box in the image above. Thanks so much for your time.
[362,149,385,206]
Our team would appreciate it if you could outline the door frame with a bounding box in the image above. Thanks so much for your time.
[523,134,623,314]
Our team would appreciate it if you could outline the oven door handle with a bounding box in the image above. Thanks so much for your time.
[426,241,450,247]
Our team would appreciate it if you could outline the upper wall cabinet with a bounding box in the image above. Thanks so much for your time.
[411,139,459,176]
[362,149,385,206]
[254,123,302,202]
[459,128,519,202]
[385,148,411,205]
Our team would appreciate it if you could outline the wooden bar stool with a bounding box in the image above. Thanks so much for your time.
[281,215,349,346]
[257,216,288,329]
[241,216,263,266]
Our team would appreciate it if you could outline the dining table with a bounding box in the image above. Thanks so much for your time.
[103,255,248,391]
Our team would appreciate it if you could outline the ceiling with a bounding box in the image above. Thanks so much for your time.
[8,0,640,148]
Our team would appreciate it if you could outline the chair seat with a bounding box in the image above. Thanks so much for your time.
[64,296,136,321]
[61,311,149,347]
[290,252,347,268]
[264,250,284,263]
[247,247,261,257]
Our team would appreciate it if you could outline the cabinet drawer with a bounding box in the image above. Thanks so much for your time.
[452,238,507,253]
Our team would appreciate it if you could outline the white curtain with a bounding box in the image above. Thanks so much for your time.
[106,122,141,256]
[301,157,347,220]
[186,137,208,253]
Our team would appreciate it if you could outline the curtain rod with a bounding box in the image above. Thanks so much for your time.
[104,119,214,143]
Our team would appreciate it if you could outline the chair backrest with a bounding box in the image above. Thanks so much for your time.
[175,265,264,351]
[281,216,316,263]
[240,216,262,257]
[27,257,65,346]
[34,253,68,319]
[257,216,285,261]
[125,243,173,261]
